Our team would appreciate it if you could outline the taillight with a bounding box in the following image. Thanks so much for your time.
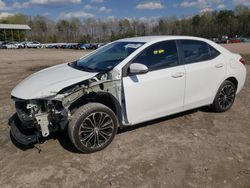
[239,58,246,65]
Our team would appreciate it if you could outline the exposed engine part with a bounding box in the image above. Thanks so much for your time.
[62,89,84,107]
[15,101,39,129]
[27,103,40,113]
[48,107,69,131]
[35,114,50,137]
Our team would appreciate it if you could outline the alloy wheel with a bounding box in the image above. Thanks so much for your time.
[78,112,114,149]
[218,84,235,110]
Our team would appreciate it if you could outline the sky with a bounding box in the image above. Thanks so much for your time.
[0,0,250,20]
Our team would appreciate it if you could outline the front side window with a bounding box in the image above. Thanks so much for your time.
[69,42,145,72]
[180,40,211,64]
[131,40,179,71]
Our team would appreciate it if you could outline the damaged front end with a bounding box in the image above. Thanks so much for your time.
[10,98,69,145]
[10,72,123,146]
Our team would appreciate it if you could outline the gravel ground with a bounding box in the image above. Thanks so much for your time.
[0,47,249,188]
[221,42,250,54]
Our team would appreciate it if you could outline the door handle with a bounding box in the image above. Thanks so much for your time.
[215,63,224,68]
[172,72,185,78]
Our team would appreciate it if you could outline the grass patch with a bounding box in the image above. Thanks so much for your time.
[242,54,250,64]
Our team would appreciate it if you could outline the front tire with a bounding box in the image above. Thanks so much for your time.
[68,103,118,153]
[210,80,236,112]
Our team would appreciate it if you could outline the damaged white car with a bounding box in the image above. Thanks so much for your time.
[10,36,246,153]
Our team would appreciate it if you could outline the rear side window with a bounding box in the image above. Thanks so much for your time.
[131,40,179,71]
[180,40,211,64]
[209,45,220,59]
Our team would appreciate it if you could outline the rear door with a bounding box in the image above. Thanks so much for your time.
[122,40,185,124]
[179,40,226,110]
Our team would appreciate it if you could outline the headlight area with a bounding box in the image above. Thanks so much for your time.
[11,98,69,145]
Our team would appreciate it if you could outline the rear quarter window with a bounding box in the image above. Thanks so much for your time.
[209,45,221,59]
[180,40,211,64]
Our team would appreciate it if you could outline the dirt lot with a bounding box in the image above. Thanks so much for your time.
[0,47,249,188]
[221,43,250,54]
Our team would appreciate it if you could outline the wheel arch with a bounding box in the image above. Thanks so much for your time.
[68,91,122,124]
[211,76,239,104]
[95,92,122,121]
[225,76,238,90]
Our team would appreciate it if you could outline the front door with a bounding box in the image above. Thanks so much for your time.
[122,40,186,124]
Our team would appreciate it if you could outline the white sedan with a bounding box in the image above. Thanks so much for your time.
[26,41,42,48]
[4,42,19,49]
[10,36,247,153]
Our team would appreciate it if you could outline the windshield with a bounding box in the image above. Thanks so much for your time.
[69,42,145,72]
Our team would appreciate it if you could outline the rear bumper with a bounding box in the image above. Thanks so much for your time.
[9,114,39,146]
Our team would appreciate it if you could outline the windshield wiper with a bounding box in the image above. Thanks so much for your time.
[80,66,99,72]
[68,61,97,72]
[69,61,110,73]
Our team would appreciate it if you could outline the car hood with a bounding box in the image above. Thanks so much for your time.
[11,63,97,100]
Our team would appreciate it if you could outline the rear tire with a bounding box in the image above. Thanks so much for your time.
[210,80,236,112]
[68,103,118,153]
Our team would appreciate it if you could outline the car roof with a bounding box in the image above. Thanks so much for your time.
[117,35,210,43]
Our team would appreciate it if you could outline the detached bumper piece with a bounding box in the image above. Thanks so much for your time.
[9,114,39,146]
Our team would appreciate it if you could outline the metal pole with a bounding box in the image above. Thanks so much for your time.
[11,29,14,41]
[18,30,20,41]
[4,29,7,41]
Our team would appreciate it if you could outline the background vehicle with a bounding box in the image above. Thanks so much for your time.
[0,41,7,49]
[20,41,28,48]
[26,41,42,48]
[0,45,6,49]
[97,43,105,48]
[10,36,247,153]
[14,42,25,48]
[79,43,87,50]
[83,43,98,49]
[4,42,19,49]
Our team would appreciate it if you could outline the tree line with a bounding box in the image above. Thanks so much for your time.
[0,5,250,43]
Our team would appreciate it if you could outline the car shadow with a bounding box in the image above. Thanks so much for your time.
[56,132,83,154]
[9,106,214,153]
[198,106,216,113]
[57,108,200,153]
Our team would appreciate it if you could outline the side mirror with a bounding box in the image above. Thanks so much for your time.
[129,63,149,75]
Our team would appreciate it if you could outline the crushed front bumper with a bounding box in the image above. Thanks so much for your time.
[9,114,39,146]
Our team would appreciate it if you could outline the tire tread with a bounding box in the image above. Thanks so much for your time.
[68,103,118,153]
[210,80,236,113]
